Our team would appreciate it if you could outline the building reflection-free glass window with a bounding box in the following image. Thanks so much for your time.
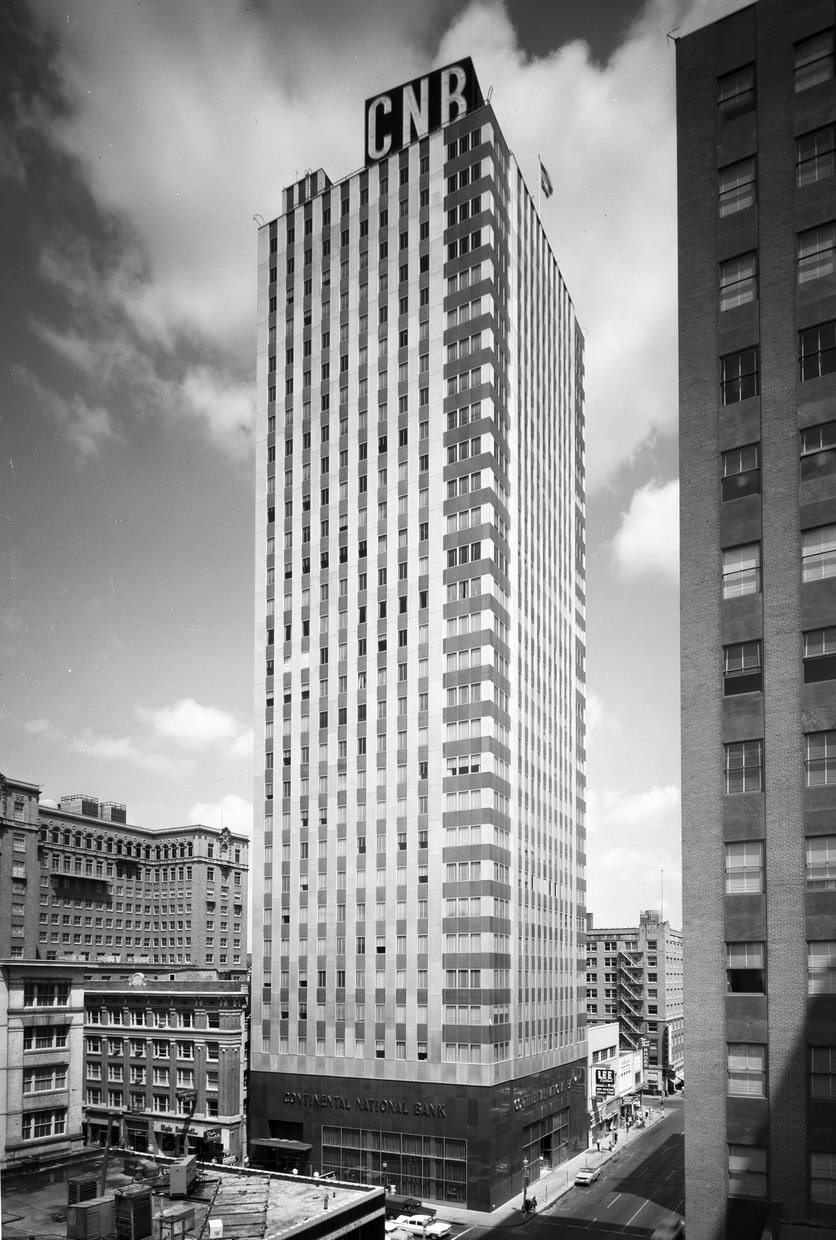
[802,526,836,581]
[721,347,758,404]
[801,422,836,481]
[810,1047,836,1099]
[719,158,756,216]
[805,730,836,785]
[728,1145,767,1199]
[797,126,836,186]
[811,1151,836,1205]
[718,65,756,118]
[726,942,765,992]
[722,543,761,597]
[723,641,762,694]
[807,835,836,888]
[808,941,836,994]
[798,224,836,282]
[720,252,757,310]
[724,839,764,890]
[805,628,836,682]
[794,30,834,92]
[800,321,836,380]
[727,1043,766,1096]
[721,444,760,499]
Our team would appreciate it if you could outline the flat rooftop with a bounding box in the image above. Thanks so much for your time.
[1,1155,382,1240]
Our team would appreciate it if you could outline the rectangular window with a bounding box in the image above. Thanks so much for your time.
[797,125,836,187]
[722,543,760,598]
[795,30,834,92]
[718,65,755,118]
[811,1047,836,1099]
[803,525,836,582]
[800,321,836,380]
[811,1151,836,1205]
[725,839,764,891]
[799,224,836,283]
[729,1145,767,1199]
[726,942,765,993]
[719,157,756,216]
[724,744,763,796]
[723,641,762,695]
[807,835,836,889]
[728,1044,766,1096]
[804,627,836,682]
[801,421,836,481]
[721,444,760,500]
[808,941,836,994]
[720,252,757,311]
[721,347,758,404]
[806,730,836,785]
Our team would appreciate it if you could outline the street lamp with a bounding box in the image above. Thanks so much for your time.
[522,1156,529,1211]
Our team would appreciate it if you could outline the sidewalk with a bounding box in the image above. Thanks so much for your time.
[434,1101,669,1227]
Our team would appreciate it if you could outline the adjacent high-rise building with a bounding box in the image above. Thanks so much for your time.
[678,2,836,1235]
[585,910,684,1096]
[251,59,587,1210]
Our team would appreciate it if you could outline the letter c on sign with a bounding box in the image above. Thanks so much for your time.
[368,95,393,160]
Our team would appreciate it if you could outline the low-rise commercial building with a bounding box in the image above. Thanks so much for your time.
[587,1022,644,1143]
[0,960,86,1172]
[82,969,248,1161]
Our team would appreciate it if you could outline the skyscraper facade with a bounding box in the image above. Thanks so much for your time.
[678,2,836,1235]
[251,59,587,1211]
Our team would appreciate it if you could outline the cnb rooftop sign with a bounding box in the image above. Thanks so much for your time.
[365,58,484,164]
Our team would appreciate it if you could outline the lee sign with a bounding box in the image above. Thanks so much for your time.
[365,59,484,165]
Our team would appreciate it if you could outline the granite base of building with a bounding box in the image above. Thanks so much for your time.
[249,1061,587,1212]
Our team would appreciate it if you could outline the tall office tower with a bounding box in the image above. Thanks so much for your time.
[678,3,836,1236]
[251,59,587,1211]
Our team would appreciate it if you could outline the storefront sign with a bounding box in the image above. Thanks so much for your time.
[365,59,484,164]
[282,1091,446,1119]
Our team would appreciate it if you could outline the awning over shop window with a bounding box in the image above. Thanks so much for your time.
[251,1138,312,1153]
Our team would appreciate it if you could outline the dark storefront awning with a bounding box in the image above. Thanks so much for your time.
[251,1138,312,1154]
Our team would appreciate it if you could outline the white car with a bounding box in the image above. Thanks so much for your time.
[395,1218,451,1238]
[574,1166,601,1186]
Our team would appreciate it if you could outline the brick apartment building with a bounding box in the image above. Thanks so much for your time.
[677,1,836,1234]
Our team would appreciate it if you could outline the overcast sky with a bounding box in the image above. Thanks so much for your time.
[0,0,748,929]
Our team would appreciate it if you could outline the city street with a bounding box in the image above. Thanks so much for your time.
[454,1097,684,1240]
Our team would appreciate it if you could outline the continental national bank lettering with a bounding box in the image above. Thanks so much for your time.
[364,58,484,164]
[283,1091,446,1118]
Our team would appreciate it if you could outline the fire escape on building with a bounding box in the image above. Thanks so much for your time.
[616,950,645,1049]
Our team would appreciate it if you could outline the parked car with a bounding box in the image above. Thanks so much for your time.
[394,1216,450,1237]
[574,1166,601,1186]
[384,1197,426,1220]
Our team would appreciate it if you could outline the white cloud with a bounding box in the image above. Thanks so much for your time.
[187,794,252,836]
[229,728,254,760]
[594,783,680,829]
[612,478,679,579]
[25,718,64,742]
[25,0,747,478]
[139,698,246,750]
[180,367,255,460]
[585,691,621,740]
[71,730,182,774]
